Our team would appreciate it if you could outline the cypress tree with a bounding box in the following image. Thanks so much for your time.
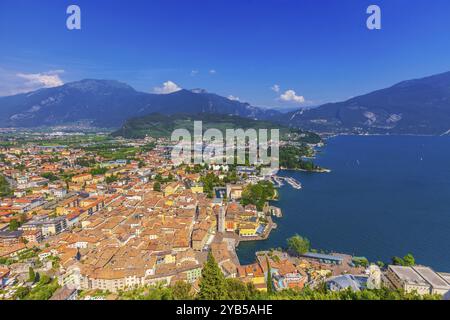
[266,257,274,295]
[28,267,36,283]
[198,251,228,300]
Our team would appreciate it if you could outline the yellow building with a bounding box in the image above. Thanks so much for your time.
[105,168,127,177]
[238,264,267,292]
[164,182,180,196]
[55,196,80,216]
[251,274,266,291]
[71,173,92,183]
[68,183,83,192]
[227,185,243,200]
[190,185,204,194]
[56,206,70,216]
[238,223,259,237]
[92,176,105,184]
[164,254,176,264]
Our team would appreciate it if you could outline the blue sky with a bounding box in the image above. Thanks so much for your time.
[1,0,450,110]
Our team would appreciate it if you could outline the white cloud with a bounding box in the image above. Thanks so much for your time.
[228,95,240,101]
[153,81,182,94]
[0,69,65,96]
[271,84,280,93]
[190,70,199,76]
[16,70,64,89]
[209,69,216,74]
[279,89,305,104]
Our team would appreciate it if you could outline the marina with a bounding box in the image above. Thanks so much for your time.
[271,175,302,189]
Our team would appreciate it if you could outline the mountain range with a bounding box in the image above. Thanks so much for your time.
[284,71,450,135]
[0,79,279,128]
[1,71,450,135]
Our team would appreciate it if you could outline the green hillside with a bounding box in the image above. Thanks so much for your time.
[111,113,321,144]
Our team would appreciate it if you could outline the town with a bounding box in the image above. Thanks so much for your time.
[0,131,448,300]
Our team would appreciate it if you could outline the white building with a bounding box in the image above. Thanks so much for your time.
[385,265,450,295]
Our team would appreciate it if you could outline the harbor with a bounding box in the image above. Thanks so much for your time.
[271,175,302,189]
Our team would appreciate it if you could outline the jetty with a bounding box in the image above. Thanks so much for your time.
[284,177,302,189]
[271,175,302,189]
[272,176,285,187]
[269,205,283,218]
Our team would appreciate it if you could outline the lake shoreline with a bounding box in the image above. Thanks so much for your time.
[237,135,450,271]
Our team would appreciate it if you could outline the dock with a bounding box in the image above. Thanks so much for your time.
[272,176,302,189]
[269,205,283,218]
[272,176,285,187]
[284,177,302,189]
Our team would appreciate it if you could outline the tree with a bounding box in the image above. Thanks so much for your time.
[9,219,20,231]
[403,253,415,266]
[26,276,59,300]
[106,175,118,184]
[200,173,222,198]
[287,234,310,256]
[266,257,274,295]
[392,254,415,266]
[13,286,30,300]
[225,278,251,300]
[241,181,275,211]
[90,167,108,175]
[353,257,369,268]
[392,256,404,266]
[279,145,322,171]
[246,282,259,299]
[391,256,404,266]
[28,267,36,283]
[172,281,193,300]
[198,252,228,300]
[153,181,161,192]
[0,174,12,197]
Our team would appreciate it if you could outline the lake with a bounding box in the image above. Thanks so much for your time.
[237,135,450,271]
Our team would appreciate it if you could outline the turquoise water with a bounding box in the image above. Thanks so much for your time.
[237,136,450,271]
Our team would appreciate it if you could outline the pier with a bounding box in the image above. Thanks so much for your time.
[271,175,302,189]
[272,176,285,187]
[284,177,302,189]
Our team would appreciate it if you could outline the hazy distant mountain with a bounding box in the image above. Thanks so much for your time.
[0,79,280,128]
[285,71,450,135]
